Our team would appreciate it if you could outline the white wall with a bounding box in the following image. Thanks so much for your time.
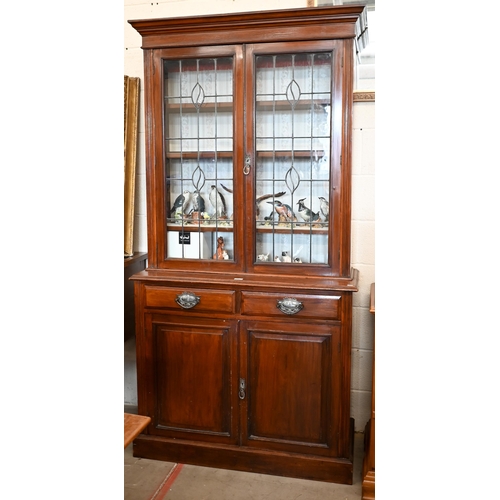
[124,0,375,432]
[351,101,375,431]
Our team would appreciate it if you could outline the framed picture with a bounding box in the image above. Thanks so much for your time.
[124,75,140,257]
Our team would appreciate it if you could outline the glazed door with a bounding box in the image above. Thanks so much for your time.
[147,46,245,271]
[244,40,346,276]
[240,320,342,457]
[144,314,239,445]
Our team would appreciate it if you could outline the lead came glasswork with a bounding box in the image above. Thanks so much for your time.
[164,57,234,261]
[254,52,332,265]
[163,50,333,265]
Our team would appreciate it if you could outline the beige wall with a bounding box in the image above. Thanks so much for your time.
[124,0,375,432]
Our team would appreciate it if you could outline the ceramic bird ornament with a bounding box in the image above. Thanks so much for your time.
[256,191,286,218]
[170,190,191,218]
[209,185,227,218]
[266,200,297,222]
[192,190,206,214]
[297,198,320,223]
[318,196,329,220]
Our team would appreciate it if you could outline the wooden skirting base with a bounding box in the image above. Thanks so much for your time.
[362,470,375,500]
[133,418,355,485]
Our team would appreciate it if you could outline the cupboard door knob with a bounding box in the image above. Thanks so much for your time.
[277,297,303,315]
[175,291,201,309]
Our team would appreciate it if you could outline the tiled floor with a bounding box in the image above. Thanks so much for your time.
[125,428,365,500]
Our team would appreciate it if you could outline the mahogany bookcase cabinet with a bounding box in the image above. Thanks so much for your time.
[129,5,366,484]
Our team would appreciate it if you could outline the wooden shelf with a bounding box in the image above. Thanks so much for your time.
[165,101,233,112]
[166,151,233,159]
[166,150,327,160]
[167,223,233,232]
[256,150,327,158]
[255,99,330,110]
[256,223,328,234]
[166,223,327,234]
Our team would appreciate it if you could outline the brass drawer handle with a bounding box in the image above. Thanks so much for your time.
[175,291,201,309]
[277,297,303,315]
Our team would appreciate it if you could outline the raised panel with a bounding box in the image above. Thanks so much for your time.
[152,316,238,444]
[241,321,341,456]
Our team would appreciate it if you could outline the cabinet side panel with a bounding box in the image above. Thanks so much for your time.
[134,282,152,419]
[338,291,354,455]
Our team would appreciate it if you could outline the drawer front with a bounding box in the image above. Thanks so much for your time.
[240,292,341,320]
[144,286,235,314]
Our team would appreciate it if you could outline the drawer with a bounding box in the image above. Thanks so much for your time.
[144,286,235,314]
[240,291,341,320]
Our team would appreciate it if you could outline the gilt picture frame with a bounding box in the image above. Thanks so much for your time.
[124,75,140,257]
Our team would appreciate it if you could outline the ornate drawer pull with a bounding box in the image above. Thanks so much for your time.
[276,297,303,315]
[175,291,201,309]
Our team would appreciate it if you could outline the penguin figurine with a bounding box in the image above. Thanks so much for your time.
[170,190,191,217]
[296,198,320,223]
[318,196,329,220]
[266,200,297,222]
[209,185,227,218]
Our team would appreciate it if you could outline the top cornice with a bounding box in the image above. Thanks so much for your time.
[129,5,368,50]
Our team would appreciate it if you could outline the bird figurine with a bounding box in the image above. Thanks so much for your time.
[266,200,297,222]
[318,196,329,220]
[256,191,286,218]
[170,190,191,218]
[296,198,320,223]
[220,183,233,194]
[192,190,206,214]
[209,185,227,218]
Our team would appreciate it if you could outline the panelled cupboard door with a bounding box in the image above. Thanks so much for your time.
[239,321,342,456]
[144,314,239,445]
